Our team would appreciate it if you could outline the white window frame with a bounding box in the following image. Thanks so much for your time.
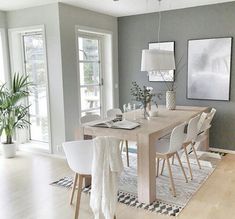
[8,25,52,153]
[77,32,104,117]
[76,25,114,122]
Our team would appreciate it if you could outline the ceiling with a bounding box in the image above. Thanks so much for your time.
[0,0,235,17]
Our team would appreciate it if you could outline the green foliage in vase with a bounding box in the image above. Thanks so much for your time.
[130,82,155,108]
[0,73,32,144]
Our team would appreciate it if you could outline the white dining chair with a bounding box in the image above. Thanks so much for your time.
[63,140,93,219]
[195,108,216,149]
[107,108,122,118]
[63,114,101,218]
[63,140,117,219]
[107,108,130,167]
[80,114,101,124]
[156,122,188,197]
[182,115,201,180]
[199,108,216,134]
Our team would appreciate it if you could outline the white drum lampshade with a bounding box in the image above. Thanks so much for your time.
[141,49,176,71]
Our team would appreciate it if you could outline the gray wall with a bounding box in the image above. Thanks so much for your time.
[118,2,235,150]
[58,3,119,141]
[0,11,6,28]
[7,4,66,154]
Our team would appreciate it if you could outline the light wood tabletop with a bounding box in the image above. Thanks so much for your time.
[78,105,210,204]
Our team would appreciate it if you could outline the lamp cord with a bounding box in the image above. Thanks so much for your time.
[157,0,162,48]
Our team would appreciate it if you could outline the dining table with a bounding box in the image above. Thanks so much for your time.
[77,105,210,204]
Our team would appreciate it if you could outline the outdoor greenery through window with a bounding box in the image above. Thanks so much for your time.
[23,33,49,143]
[78,35,102,116]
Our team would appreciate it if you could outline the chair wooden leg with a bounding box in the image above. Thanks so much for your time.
[125,140,130,167]
[183,146,193,180]
[166,157,176,197]
[70,173,78,205]
[161,159,165,175]
[74,175,83,219]
[192,144,201,169]
[175,152,188,183]
[156,158,160,177]
[120,140,124,152]
[172,154,175,165]
[114,215,116,219]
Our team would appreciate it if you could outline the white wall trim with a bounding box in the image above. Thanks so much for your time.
[209,147,235,155]
[0,28,10,83]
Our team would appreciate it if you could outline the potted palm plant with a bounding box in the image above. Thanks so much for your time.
[0,74,31,158]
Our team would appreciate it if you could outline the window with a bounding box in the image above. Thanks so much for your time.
[78,34,103,116]
[22,32,49,143]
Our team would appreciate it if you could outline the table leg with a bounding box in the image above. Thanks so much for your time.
[137,134,156,204]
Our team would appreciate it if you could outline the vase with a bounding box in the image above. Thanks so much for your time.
[166,91,176,110]
[1,142,16,158]
[143,103,150,119]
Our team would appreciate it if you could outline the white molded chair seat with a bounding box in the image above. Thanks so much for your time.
[155,139,171,154]
[80,114,101,124]
[63,139,117,219]
[156,122,188,197]
[107,108,122,118]
[181,115,201,180]
[63,140,93,175]
[63,140,93,219]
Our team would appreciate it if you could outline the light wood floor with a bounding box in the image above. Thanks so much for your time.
[0,151,235,219]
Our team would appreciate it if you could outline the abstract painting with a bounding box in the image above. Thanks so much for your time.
[148,41,175,82]
[187,37,232,101]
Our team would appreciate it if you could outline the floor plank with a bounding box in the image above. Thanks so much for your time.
[0,152,234,219]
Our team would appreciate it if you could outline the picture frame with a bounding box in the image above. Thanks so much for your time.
[187,37,233,101]
[148,41,175,82]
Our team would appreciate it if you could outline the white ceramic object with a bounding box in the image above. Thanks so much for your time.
[166,91,176,110]
[1,143,16,158]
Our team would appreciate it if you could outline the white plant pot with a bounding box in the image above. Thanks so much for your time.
[166,91,176,110]
[1,142,16,158]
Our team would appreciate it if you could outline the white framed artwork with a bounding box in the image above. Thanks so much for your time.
[148,41,175,82]
[187,37,232,101]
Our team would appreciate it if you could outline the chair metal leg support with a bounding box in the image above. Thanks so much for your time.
[192,144,201,169]
[184,147,193,180]
[125,140,130,167]
[156,158,160,177]
[161,159,165,175]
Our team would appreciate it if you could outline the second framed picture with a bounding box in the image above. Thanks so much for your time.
[148,41,175,82]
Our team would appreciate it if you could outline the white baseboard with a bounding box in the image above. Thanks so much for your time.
[209,147,235,155]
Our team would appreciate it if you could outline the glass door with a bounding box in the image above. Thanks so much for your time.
[22,32,49,145]
[78,34,103,116]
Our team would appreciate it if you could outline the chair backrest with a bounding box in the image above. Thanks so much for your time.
[80,114,101,124]
[168,122,187,153]
[63,140,93,175]
[200,108,216,133]
[185,115,200,142]
[197,112,207,133]
[107,108,122,118]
